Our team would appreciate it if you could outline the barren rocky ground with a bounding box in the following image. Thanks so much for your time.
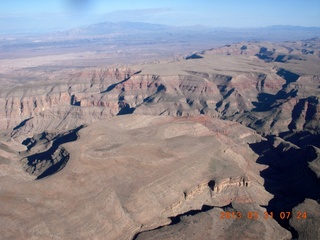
[0,37,319,239]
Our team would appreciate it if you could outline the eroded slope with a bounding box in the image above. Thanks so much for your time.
[1,39,319,141]
[0,115,289,239]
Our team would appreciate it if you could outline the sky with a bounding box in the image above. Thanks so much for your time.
[1,0,320,34]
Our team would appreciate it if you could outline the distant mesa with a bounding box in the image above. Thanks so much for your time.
[186,53,203,60]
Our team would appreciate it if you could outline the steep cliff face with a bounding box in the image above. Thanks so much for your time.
[211,176,250,192]
[0,68,134,133]
[2,66,319,139]
[0,88,71,129]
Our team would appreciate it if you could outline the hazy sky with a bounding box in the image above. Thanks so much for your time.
[1,0,320,33]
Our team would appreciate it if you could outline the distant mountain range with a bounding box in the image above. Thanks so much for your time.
[1,21,320,64]
[49,22,320,41]
[2,21,320,43]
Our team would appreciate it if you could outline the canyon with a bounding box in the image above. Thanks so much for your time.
[0,36,319,239]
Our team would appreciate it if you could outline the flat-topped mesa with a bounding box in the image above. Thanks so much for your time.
[211,176,250,193]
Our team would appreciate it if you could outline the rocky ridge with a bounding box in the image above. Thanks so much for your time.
[1,39,318,139]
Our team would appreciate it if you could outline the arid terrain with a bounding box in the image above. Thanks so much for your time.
[0,23,319,239]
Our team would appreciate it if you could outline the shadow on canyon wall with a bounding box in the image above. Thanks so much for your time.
[249,136,320,238]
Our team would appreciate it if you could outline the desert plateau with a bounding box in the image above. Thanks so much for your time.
[0,1,320,240]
